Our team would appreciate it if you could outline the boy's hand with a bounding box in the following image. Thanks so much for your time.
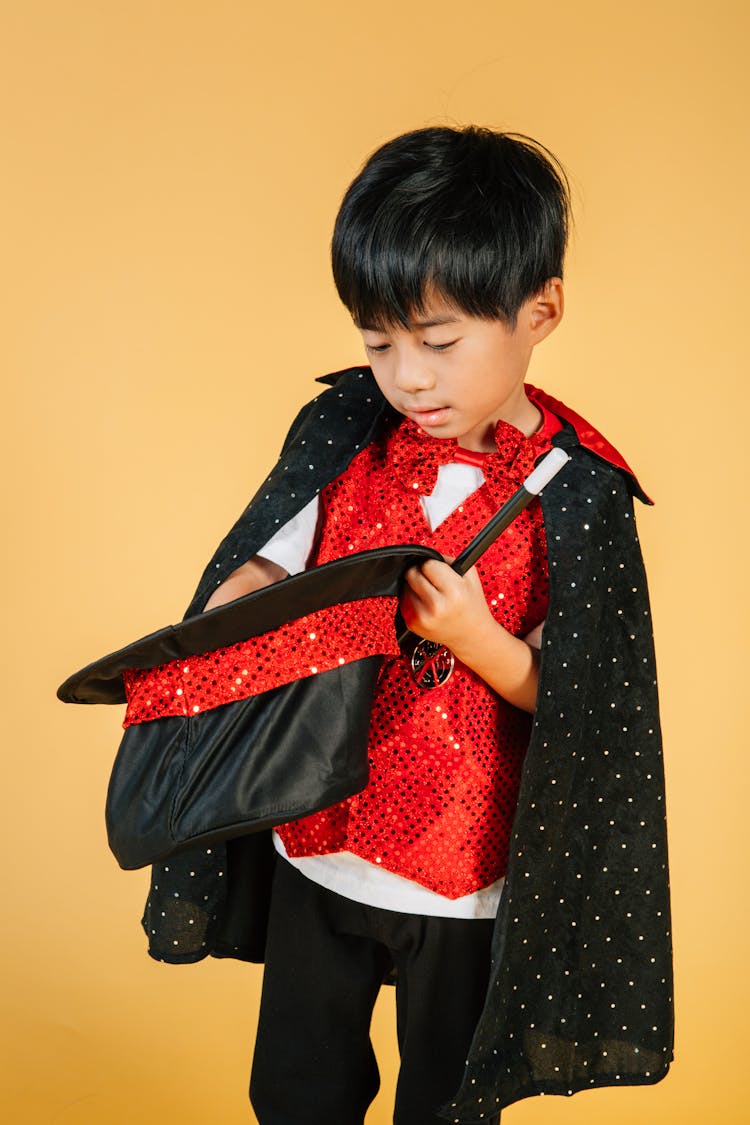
[400,559,494,655]
[400,559,540,713]
[203,556,288,611]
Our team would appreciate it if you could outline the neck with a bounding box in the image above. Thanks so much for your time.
[463,390,543,453]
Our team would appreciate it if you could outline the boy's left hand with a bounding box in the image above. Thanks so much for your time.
[400,558,494,660]
[400,558,541,713]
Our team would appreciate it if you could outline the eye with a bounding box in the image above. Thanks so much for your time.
[425,339,458,352]
[364,343,391,354]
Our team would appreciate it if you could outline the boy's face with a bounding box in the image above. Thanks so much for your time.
[357,284,562,452]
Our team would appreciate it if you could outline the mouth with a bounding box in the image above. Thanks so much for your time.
[405,406,452,427]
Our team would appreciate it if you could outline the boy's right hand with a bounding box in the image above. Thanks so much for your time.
[202,556,288,611]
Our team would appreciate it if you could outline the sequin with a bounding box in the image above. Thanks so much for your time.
[278,414,554,898]
[123,600,399,725]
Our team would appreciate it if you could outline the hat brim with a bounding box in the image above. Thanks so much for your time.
[57,544,440,706]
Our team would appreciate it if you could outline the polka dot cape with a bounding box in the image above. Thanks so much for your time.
[448,428,672,1118]
[140,368,673,1117]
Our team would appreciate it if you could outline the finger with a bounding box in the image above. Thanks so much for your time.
[461,563,484,591]
[427,560,485,603]
[399,587,434,632]
[404,563,445,597]
[404,565,430,594]
[418,557,462,591]
[403,571,442,614]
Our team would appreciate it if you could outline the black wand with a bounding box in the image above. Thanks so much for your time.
[397,446,571,688]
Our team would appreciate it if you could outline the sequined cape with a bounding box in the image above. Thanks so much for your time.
[141,367,673,1118]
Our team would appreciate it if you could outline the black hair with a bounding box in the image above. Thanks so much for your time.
[331,125,571,330]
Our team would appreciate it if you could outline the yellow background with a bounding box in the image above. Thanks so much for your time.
[2,1,747,1121]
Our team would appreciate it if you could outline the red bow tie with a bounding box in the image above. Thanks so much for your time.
[390,417,544,498]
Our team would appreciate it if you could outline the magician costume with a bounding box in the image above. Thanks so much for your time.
[134,366,673,1120]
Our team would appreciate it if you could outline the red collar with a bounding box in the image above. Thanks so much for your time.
[316,368,651,503]
[525,384,651,503]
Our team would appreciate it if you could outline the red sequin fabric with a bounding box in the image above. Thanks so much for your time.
[277,411,558,898]
[122,600,399,725]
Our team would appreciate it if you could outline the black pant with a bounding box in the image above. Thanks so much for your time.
[250,858,500,1125]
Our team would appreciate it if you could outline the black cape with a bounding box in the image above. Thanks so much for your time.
[139,367,673,1119]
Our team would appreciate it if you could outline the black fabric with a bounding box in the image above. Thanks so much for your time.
[142,831,277,965]
[106,655,380,870]
[448,425,672,1118]
[135,367,672,1115]
[250,859,498,1125]
[58,545,440,706]
[185,367,400,619]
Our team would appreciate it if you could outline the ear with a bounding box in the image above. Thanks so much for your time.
[527,278,564,343]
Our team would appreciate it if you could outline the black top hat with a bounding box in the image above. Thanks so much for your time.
[58,544,442,706]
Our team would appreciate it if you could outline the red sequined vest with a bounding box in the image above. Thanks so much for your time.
[277,410,557,898]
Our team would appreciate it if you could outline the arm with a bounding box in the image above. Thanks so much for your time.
[202,556,288,611]
[203,495,321,611]
[400,559,540,713]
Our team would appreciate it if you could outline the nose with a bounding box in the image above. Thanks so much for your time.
[392,352,435,395]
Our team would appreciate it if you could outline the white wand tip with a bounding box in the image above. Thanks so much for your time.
[524,447,571,495]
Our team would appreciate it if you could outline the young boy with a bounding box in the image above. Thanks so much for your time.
[142,126,673,1124]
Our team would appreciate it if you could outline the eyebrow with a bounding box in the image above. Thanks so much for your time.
[410,315,460,328]
[356,315,460,331]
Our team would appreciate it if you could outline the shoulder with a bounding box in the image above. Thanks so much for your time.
[314,364,373,389]
[280,366,392,454]
[527,383,651,505]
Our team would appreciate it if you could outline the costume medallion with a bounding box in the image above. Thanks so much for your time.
[409,639,455,689]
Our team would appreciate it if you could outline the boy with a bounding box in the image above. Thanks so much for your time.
[143,127,673,1123]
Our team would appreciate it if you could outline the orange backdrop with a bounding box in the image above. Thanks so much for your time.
[2,1,747,1122]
